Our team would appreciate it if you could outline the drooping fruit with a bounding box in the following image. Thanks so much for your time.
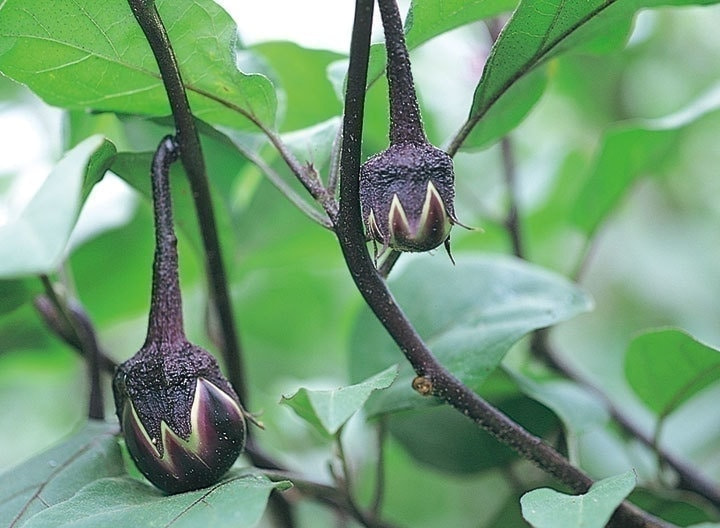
[112,136,246,494]
[359,0,461,256]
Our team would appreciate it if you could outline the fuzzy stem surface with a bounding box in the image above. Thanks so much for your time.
[377,0,426,144]
[127,0,247,403]
[146,136,184,344]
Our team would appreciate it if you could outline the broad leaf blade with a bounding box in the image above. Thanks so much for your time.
[513,377,609,437]
[512,372,610,465]
[0,0,276,130]
[0,135,115,278]
[281,366,398,436]
[457,0,719,151]
[0,279,30,315]
[571,83,720,235]
[0,422,123,528]
[350,254,593,415]
[404,0,519,50]
[625,329,720,417]
[521,470,636,528]
[464,67,547,150]
[22,472,290,528]
[388,393,558,474]
[252,42,343,132]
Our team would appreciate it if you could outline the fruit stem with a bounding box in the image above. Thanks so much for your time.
[377,0,426,145]
[146,136,185,345]
[128,0,248,403]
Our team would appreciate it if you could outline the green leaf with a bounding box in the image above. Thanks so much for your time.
[631,488,718,527]
[463,67,548,150]
[0,135,115,278]
[349,254,593,416]
[0,421,124,528]
[512,373,610,465]
[456,0,720,152]
[520,470,636,528]
[571,84,720,235]
[625,328,720,417]
[0,279,30,315]
[388,394,558,474]
[282,117,343,176]
[281,366,398,436]
[21,472,291,528]
[404,0,519,50]
[252,42,343,132]
[0,0,276,130]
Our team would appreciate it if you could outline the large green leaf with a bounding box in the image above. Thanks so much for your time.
[512,373,609,465]
[463,67,548,150]
[21,472,290,528]
[455,0,720,152]
[520,470,636,528]
[0,0,276,130]
[571,84,720,235]
[0,279,30,315]
[0,421,123,528]
[388,393,558,474]
[404,0,519,50]
[281,366,398,436]
[631,488,720,527]
[0,135,115,278]
[252,42,343,132]
[625,328,720,417]
[349,253,593,415]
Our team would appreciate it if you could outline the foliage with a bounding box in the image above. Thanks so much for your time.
[520,470,637,528]
[2,0,720,527]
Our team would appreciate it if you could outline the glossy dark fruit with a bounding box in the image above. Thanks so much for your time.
[112,136,246,494]
[360,142,456,253]
[116,366,245,494]
[360,0,461,256]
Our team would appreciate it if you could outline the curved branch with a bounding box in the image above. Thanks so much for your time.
[36,277,108,420]
[232,141,333,229]
[262,469,402,528]
[251,119,338,221]
[335,2,672,527]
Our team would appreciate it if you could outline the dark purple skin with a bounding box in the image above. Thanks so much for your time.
[120,377,245,494]
[359,0,458,254]
[360,142,456,252]
[112,136,246,494]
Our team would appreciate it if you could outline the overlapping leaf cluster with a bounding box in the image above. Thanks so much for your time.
[2,0,720,527]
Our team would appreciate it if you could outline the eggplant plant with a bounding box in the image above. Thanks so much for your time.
[1,1,720,527]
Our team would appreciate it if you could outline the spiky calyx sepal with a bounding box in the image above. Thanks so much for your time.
[113,347,246,494]
[360,142,457,253]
